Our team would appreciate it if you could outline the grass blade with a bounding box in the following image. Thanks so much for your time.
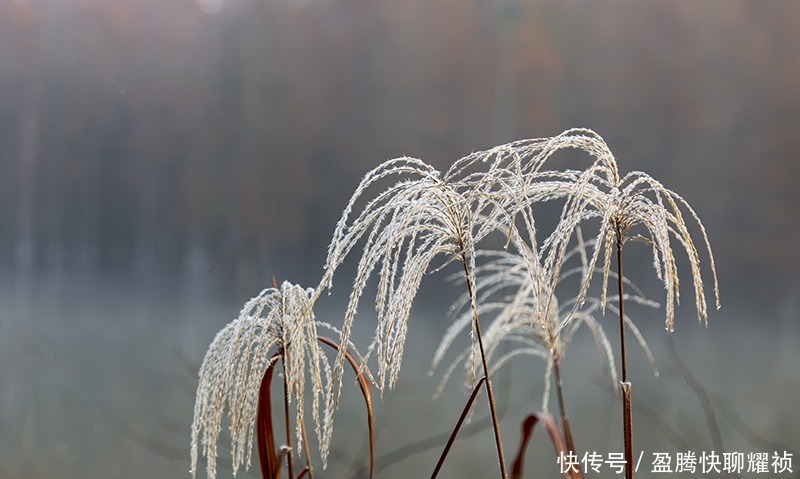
[274,447,291,478]
[257,355,281,479]
[296,467,310,479]
[430,376,487,479]
[511,412,571,479]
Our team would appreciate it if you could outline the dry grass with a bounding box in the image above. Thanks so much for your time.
[432,232,659,412]
[191,129,720,478]
[191,282,333,478]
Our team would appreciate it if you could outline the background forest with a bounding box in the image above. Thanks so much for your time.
[1,0,798,478]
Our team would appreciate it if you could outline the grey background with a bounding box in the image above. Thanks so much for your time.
[1,0,798,477]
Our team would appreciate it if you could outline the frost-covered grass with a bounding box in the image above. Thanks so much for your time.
[1,275,797,478]
[192,129,722,479]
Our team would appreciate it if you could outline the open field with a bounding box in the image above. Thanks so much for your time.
[2,274,797,478]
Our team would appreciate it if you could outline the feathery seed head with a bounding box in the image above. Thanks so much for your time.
[190,282,333,478]
[432,234,658,412]
[320,127,717,416]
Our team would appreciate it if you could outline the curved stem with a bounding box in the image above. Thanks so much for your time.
[317,336,374,479]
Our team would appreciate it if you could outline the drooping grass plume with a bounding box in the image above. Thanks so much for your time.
[317,131,634,399]
[513,128,720,478]
[507,128,720,331]
[191,282,333,479]
[425,128,718,478]
[190,128,721,479]
[318,129,719,477]
[320,157,505,395]
[319,156,538,478]
[431,228,657,479]
[431,128,719,332]
[432,233,658,413]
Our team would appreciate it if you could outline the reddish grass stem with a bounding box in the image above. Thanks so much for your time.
[299,421,315,479]
[552,361,581,479]
[616,231,628,385]
[430,377,487,478]
[281,346,296,479]
[256,337,374,479]
[615,226,634,479]
[316,335,375,479]
[461,253,508,479]
[510,412,568,479]
[257,356,280,479]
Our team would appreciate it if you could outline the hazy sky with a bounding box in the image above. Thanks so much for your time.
[1,0,798,307]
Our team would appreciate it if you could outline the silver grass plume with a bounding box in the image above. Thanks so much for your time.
[317,126,718,442]
[315,128,697,397]
[315,140,587,391]
[523,129,720,331]
[190,282,333,478]
[318,151,546,479]
[432,232,659,411]
[318,155,528,401]
[442,128,718,332]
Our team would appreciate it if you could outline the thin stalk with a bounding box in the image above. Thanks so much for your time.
[553,360,583,479]
[431,377,487,478]
[616,231,628,384]
[553,361,567,423]
[621,383,633,479]
[257,358,279,479]
[461,253,508,479]
[281,347,295,479]
[299,420,315,479]
[271,277,295,479]
[615,226,634,479]
[552,361,576,451]
[317,335,375,479]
